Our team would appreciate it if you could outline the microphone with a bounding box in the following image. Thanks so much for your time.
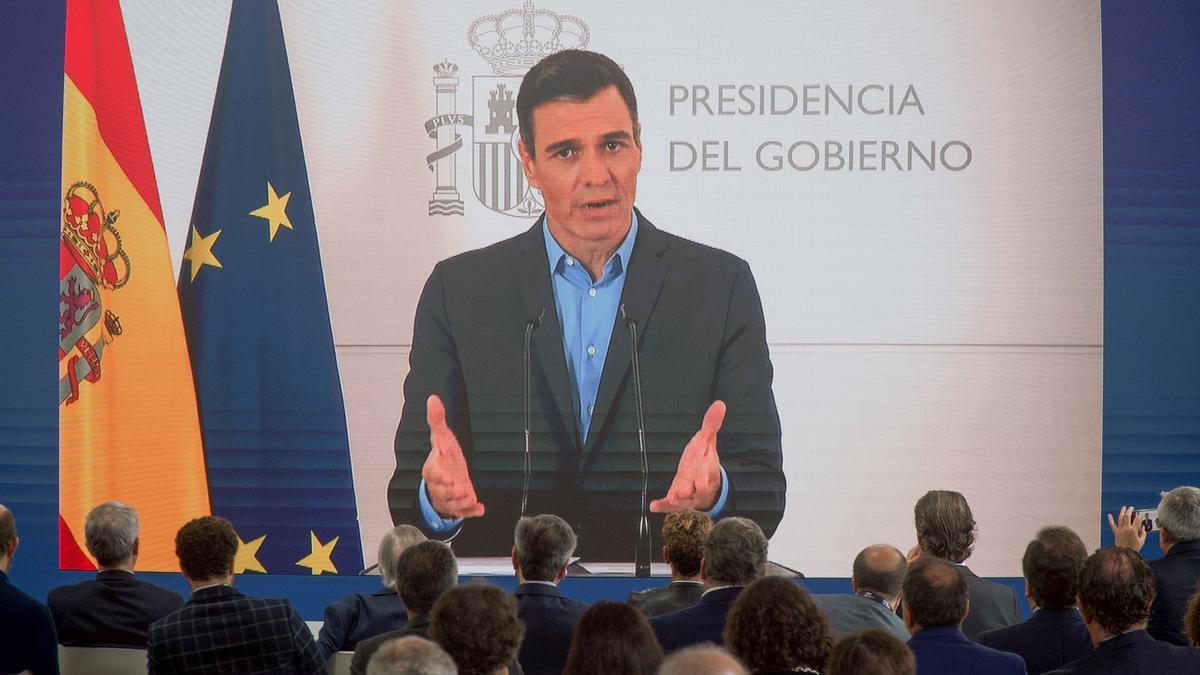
[621,304,652,577]
[521,308,545,518]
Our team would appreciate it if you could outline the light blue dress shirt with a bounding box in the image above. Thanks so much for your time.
[418,213,727,533]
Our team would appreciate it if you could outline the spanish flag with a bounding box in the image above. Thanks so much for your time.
[58,0,209,571]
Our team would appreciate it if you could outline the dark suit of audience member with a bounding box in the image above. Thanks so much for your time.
[0,503,58,675]
[1108,488,1200,645]
[317,587,407,659]
[649,516,768,653]
[816,543,910,642]
[48,569,183,647]
[906,490,1020,640]
[902,557,1026,675]
[351,540,458,675]
[1046,546,1200,674]
[509,515,589,675]
[976,526,1093,674]
[628,580,704,618]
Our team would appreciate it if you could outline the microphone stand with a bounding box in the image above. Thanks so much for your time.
[621,304,652,577]
[521,308,544,518]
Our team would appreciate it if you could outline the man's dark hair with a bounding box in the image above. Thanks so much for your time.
[516,49,639,157]
[913,490,977,563]
[852,545,907,598]
[703,517,768,585]
[562,601,663,675]
[662,510,712,577]
[514,514,576,581]
[827,629,916,675]
[902,557,968,629]
[1022,526,1088,611]
[175,515,237,581]
[724,576,833,674]
[0,504,16,559]
[396,540,458,615]
[1077,547,1157,634]
[429,583,524,675]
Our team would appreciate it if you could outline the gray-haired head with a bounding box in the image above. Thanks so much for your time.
[658,645,748,675]
[514,514,577,582]
[1157,486,1200,542]
[367,635,457,675]
[702,517,768,586]
[85,501,139,568]
[379,524,427,589]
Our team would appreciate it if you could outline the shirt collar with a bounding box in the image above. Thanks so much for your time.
[523,579,560,588]
[543,211,639,280]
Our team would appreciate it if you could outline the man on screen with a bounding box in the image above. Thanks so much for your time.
[388,49,785,559]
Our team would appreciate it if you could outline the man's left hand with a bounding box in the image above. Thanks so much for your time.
[651,400,726,513]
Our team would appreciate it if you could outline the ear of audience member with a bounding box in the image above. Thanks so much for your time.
[910,490,1020,638]
[317,525,427,660]
[975,526,1092,674]
[430,583,524,675]
[628,510,712,617]
[47,501,184,648]
[658,645,748,675]
[0,503,59,675]
[723,576,832,674]
[512,514,589,675]
[562,600,663,675]
[1049,547,1200,673]
[366,635,457,675]
[648,517,768,654]
[350,540,459,675]
[826,629,916,675]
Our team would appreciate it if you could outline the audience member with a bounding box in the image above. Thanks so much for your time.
[658,645,748,675]
[319,524,426,659]
[1046,547,1200,673]
[0,503,58,675]
[976,526,1091,674]
[367,635,457,675]
[827,629,916,675]
[430,584,524,675]
[1108,485,1200,645]
[902,557,1025,675]
[47,501,183,647]
[146,515,323,674]
[724,575,832,674]
[905,490,1020,639]
[562,600,663,675]
[353,540,459,675]
[649,517,768,653]
[1186,581,1200,647]
[628,510,712,616]
[511,514,589,675]
[814,544,909,641]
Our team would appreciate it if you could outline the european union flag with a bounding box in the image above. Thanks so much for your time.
[178,0,363,575]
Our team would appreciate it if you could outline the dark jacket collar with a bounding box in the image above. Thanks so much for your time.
[188,584,243,604]
[1095,629,1154,653]
[515,581,564,598]
[698,586,742,605]
[1029,606,1084,622]
[911,625,970,643]
[1166,538,1200,557]
[96,569,135,581]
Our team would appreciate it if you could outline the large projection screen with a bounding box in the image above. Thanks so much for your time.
[121,0,1103,576]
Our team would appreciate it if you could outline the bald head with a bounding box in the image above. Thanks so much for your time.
[659,645,748,675]
[902,557,968,630]
[852,544,907,600]
[0,504,16,569]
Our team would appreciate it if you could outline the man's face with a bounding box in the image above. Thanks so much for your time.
[518,85,642,249]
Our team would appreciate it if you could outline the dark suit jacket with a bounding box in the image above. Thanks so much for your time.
[389,211,786,558]
[627,580,704,617]
[960,565,1021,640]
[813,592,909,642]
[147,585,323,674]
[0,569,58,675]
[977,607,1092,675]
[349,614,429,675]
[317,588,407,660]
[649,586,741,653]
[1147,538,1200,645]
[1046,629,1200,674]
[47,569,183,648]
[515,582,589,675]
[908,626,1027,675]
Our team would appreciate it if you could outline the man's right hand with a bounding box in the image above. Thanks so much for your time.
[1107,505,1146,551]
[421,394,485,519]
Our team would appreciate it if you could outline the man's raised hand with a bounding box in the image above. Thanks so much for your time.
[650,400,726,513]
[421,394,485,519]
